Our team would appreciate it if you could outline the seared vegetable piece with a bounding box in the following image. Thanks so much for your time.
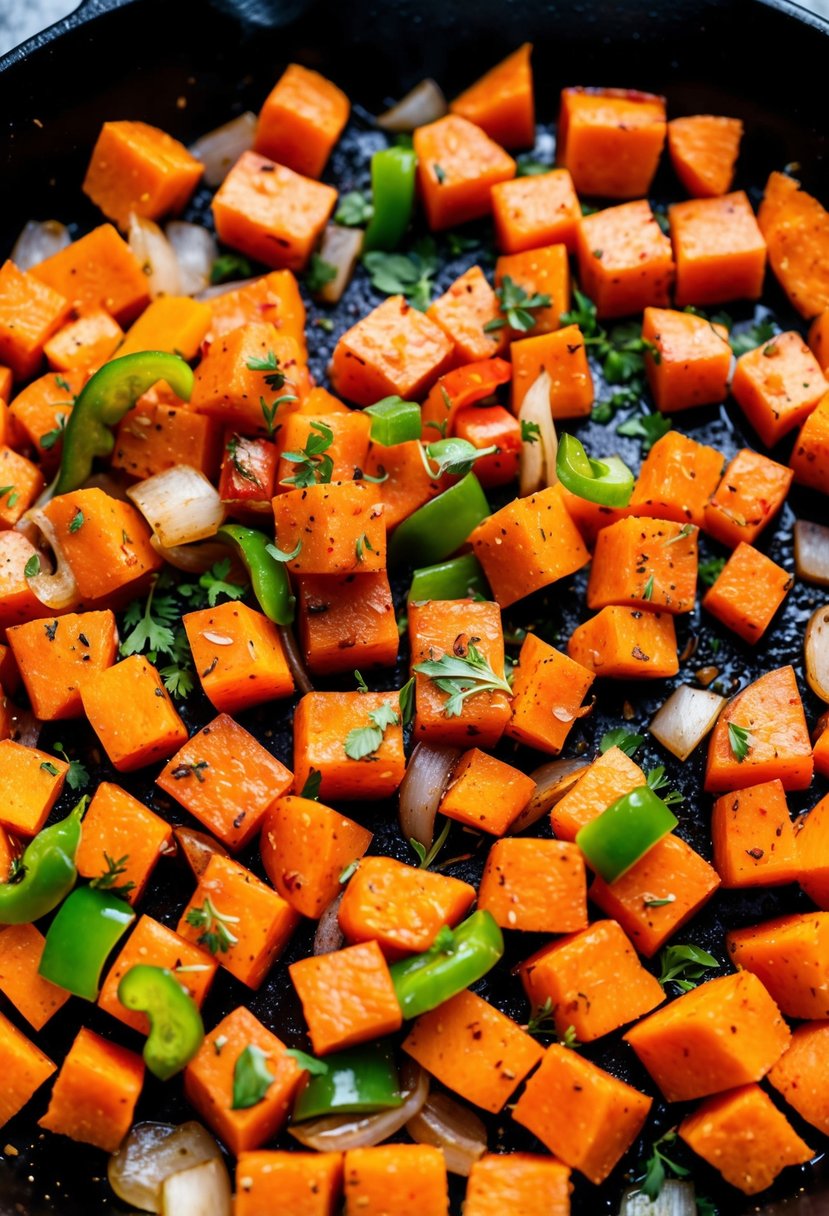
[389,910,504,1020]
[450,43,534,149]
[576,786,679,884]
[0,796,83,926]
[39,884,135,1000]
[118,964,205,1080]
[39,1026,144,1152]
[293,1042,401,1121]
[254,63,349,179]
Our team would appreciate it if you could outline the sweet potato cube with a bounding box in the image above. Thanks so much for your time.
[567,606,679,679]
[8,367,85,467]
[293,690,405,801]
[769,1020,829,1136]
[0,1012,55,1128]
[512,1044,651,1184]
[758,170,829,320]
[558,87,666,199]
[551,745,645,842]
[0,531,53,632]
[703,542,792,643]
[290,941,402,1055]
[797,792,829,908]
[733,330,828,447]
[363,439,445,530]
[670,191,766,307]
[81,655,187,772]
[413,115,516,231]
[727,912,829,1019]
[83,120,202,228]
[629,430,724,527]
[113,398,220,482]
[642,306,731,413]
[330,295,453,406]
[450,43,534,149]
[236,1150,344,1216]
[185,1006,304,1155]
[76,781,172,904]
[464,1154,571,1216]
[668,114,743,198]
[296,572,398,676]
[510,323,594,418]
[207,269,306,352]
[576,200,675,318]
[338,856,475,957]
[120,294,211,359]
[343,1145,448,1216]
[39,1027,143,1152]
[273,480,386,577]
[427,266,506,366]
[712,778,799,887]
[470,485,590,607]
[403,989,543,1113]
[520,920,664,1042]
[0,446,44,527]
[157,713,293,850]
[0,739,67,836]
[453,404,521,488]
[31,224,150,324]
[703,447,792,548]
[492,172,580,255]
[624,970,790,1101]
[7,609,118,720]
[438,748,534,836]
[0,260,70,380]
[588,515,699,615]
[679,1084,812,1195]
[183,600,294,714]
[191,321,310,433]
[790,392,829,493]
[255,63,349,178]
[43,309,123,373]
[0,923,70,1031]
[494,244,570,340]
[479,838,588,933]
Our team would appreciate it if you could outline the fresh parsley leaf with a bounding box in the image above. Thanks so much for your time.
[599,728,643,758]
[642,572,655,601]
[445,232,480,257]
[305,254,337,294]
[246,350,289,392]
[516,154,551,177]
[520,419,541,444]
[728,721,751,763]
[335,191,373,227]
[52,742,89,791]
[639,1130,690,1201]
[526,996,556,1036]
[281,421,335,488]
[484,275,551,334]
[179,558,248,609]
[285,1048,329,1076]
[185,896,240,955]
[89,853,135,900]
[363,238,438,312]
[658,943,719,992]
[40,412,67,451]
[413,641,512,718]
[68,508,84,533]
[211,253,252,285]
[696,1198,719,1216]
[231,1044,274,1110]
[729,318,777,358]
[646,766,684,806]
[300,769,322,801]
[698,556,726,587]
[398,676,415,727]
[120,579,178,658]
[560,288,601,341]
[24,555,41,578]
[265,540,302,563]
[420,437,497,479]
[409,817,451,870]
[343,700,400,760]
[616,411,672,452]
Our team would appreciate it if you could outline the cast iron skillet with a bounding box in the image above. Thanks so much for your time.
[1,0,829,1212]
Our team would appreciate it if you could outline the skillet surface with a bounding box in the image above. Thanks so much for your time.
[0,0,828,1211]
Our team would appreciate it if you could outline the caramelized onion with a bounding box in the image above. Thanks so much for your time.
[108,1121,221,1213]
[174,827,230,880]
[649,684,725,761]
[510,757,589,832]
[289,1061,428,1151]
[316,223,363,304]
[794,519,829,586]
[150,537,235,575]
[377,79,448,131]
[189,112,257,187]
[313,891,346,956]
[805,605,829,703]
[166,221,218,296]
[618,1180,697,1215]
[127,466,225,548]
[518,369,557,496]
[406,1092,486,1175]
[398,743,461,849]
[128,213,181,298]
[278,624,314,696]
[11,219,71,270]
[160,1157,232,1216]
[20,506,79,610]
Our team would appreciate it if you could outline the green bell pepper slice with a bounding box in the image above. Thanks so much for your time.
[218,523,295,626]
[39,884,135,1000]
[576,784,679,884]
[364,396,422,446]
[292,1042,401,1121]
[53,351,194,497]
[0,796,86,925]
[118,964,205,1080]
[408,552,489,603]
[555,432,634,508]
[389,474,489,568]
[390,910,504,1020]
[362,146,417,252]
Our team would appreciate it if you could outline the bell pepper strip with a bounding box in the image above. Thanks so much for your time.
[39,885,135,1000]
[575,785,679,884]
[389,910,504,1020]
[408,552,489,603]
[292,1042,402,1121]
[364,396,422,445]
[388,473,490,568]
[218,523,295,626]
[362,146,417,252]
[555,432,635,508]
[0,796,87,926]
[117,964,205,1080]
[53,351,194,497]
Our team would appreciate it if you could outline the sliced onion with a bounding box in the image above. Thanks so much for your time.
[174,827,230,879]
[510,757,590,832]
[127,466,225,548]
[649,684,726,761]
[377,79,447,131]
[278,624,314,696]
[519,369,557,497]
[108,1121,221,1213]
[195,275,262,302]
[795,520,829,586]
[166,222,218,296]
[189,112,257,187]
[314,891,345,955]
[399,743,460,849]
[618,1180,697,1216]
[316,224,363,305]
[11,219,71,271]
[290,1061,428,1151]
[128,213,181,299]
[150,537,236,575]
[160,1156,232,1216]
[805,605,829,703]
[406,1092,486,1176]
[21,506,80,611]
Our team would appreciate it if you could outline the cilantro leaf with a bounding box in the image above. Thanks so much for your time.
[246,350,289,392]
[231,1044,274,1110]
[728,721,751,763]
[335,191,373,227]
[120,579,178,658]
[599,728,643,758]
[343,700,400,760]
[729,317,777,358]
[420,437,497,479]
[52,742,89,791]
[211,253,252,285]
[658,943,719,992]
[413,642,512,718]
[639,1130,690,1201]
[616,410,672,452]
[698,556,726,587]
[185,896,240,955]
[363,238,438,312]
[281,421,335,488]
[484,275,551,334]
[521,419,540,444]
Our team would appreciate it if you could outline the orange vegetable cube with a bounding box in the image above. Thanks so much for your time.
[703,447,793,548]
[732,330,828,447]
[727,912,829,1019]
[453,404,520,488]
[207,269,306,353]
[0,1012,55,1128]
[557,484,628,548]
[158,712,292,850]
[113,398,220,482]
[275,410,370,488]
[76,781,172,904]
[0,367,11,402]
[642,306,731,413]
[185,1006,304,1155]
[576,200,675,318]
[668,114,743,197]
[39,1027,143,1152]
[437,748,533,836]
[212,150,337,272]
[519,920,665,1042]
[512,1044,651,1184]
[363,439,445,531]
[797,792,829,908]
[494,243,570,336]
[703,542,792,643]
[551,745,644,842]
[464,1153,572,1216]
[769,1020,829,1137]
[588,515,699,615]
[790,392,829,494]
[83,120,202,228]
[338,856,475,957]
[119,294,211,360]
[255,63,349,178]
[0,923,70,1030]
[403,989,543,1112]
[183,600,293,714]
[670,191,767,307]
[296,572,398,676]
[450,43,534,149]
[7,609,118,720]
[413,115,515,231]
[0,531,54,632]
[568,606,679,679]
[43,309,123,373]
[479,838,588,933]
[0,259,70,380]
[343,1145,448,1216]
[0,739,67,836]
[809,309,829,372]
[236,1150,344,1216]
[427,266,506,366]
[293,690,405,801]
[679,1084,812,1195]
[81,655,187,772]
[492,173,580,255]
[758,171,829,320]
[0,446,44,528]
[510,324,594,418]
[31,224,150,324]
[290,941,402,1055]
[712,778,798,888]
[629,430,724,527]
[8,367,85,467]
[558,87,666,199]
[191,321,310,433]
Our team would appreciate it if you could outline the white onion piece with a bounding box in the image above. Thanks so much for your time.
[510,757,590,832]
[399,742,460,849]
[11,219,71,271]
[278,624,314,696]
[314,891,345,955]
[108,1121,221,1213]
[128,213,181,299]
[618,1180,697,1216]
[518,369,557,496]
[166,222,218,296]
[160,1156,231,1216]
[406,1092,486,1176]
[189,112,257,187]
[127,466,225,548]
[9,708,42,748]
[290,1061,428,1151]
[377,79,448,131]
[805,605,829,703]
[795,520,829,586]
[150,536,233,574]
[649,683,725,762]
[195,275,262,302]
[21,507,79,611]
[316,224,364,304]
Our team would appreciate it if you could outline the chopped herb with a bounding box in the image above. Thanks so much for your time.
[413,641,512,718]
[658,943,719,992]
[420,437,497,479]
[409,817,451,870]
[398,676,415,727]
[696,1198,719,1216]
[343,700,400,760]
[521,419,541,444]
[259,392,295,440]
[185,895,240,955]
[646,766,684,806]
[338,859,360,884]
[317,316,334,333]
[599,728,643,758]
[698,556,726,587]
[52,742,89,791]
[300,769,322,801]
[559,1025,580,1050]
[280,421,335,488]
[265,540,302,563]
[355,532,375,563]
[639,1129,690,1201]
[120,578,178,657]
[54,375,72,392]
[246,350,289,392]
[0,485,19,509]
[354,670,369,693]
[728,721,751,763]
[445,232,480,257]
[210,253,252,285]
[560,288,602,340]
[363,237,438,312]
[665,523,695,546]
[24,555,41,579]
[285,1048,329,1076]
[40,413,67,451]
[182,558,249,609]
[644,894,676,908]
[763,341,779,357]
[516,154,551,177]
[642,573,655,601]
[616,411,672,452]
[40,761,59,776]
[433,163,447,184]
[231,1044,274,1110]
[171,759,210,783]
[89,853,135,900]
[483,276,551,334]
[335,190,373,227]
[526,996,556,1036]
[68,508,84,533]
[729,317,776,358]
[305,253,337,294]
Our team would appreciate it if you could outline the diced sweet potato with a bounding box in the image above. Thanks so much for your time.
[38,1027,143,1152]
[587,515,698,615]
[551,745,644,842]
[479,838,588,934]
[567,606,679,679]
[0,1012,55,1128]
[576,200,674,318]
[759,171,829,319]
[254,63,349,178]
[629,430,724,527]
[31,224,150,324]
[289,941,402,1055]
[81,655,187,772]
[43,310,123,373]
[0,923,70,1031]
[732,330,828,447]
[558,87,666,199]
[427,267,506,366]
[293,690,405,801]
[703,542,792,643]
[413,115,516,231]
[83,120,202,228]
[438,748,535,836]
[0,260,70,381]
[790,392,829,494]
[183,600,294,714]
[797,792,829,908]
[191,321,310,433]
[668,115,743,198]
[510,324,594,418]
[769,1020,829,1136]
[236,1151,344,1216]
[450,43,535,149]
[703,447,793,548]
[296,571,398,675]
[506,633,595,755]
[494,243,570,335]
[76,781,172,905]
[670,191,767,307]
[712,778,799,887]
[0,738,67,836]
[727,912,829,1018]
[343,1146,448,1216]
[491,172,580,254]
[7,609,118,719]
[464,1154,572,1216]
[642,306,731,413]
